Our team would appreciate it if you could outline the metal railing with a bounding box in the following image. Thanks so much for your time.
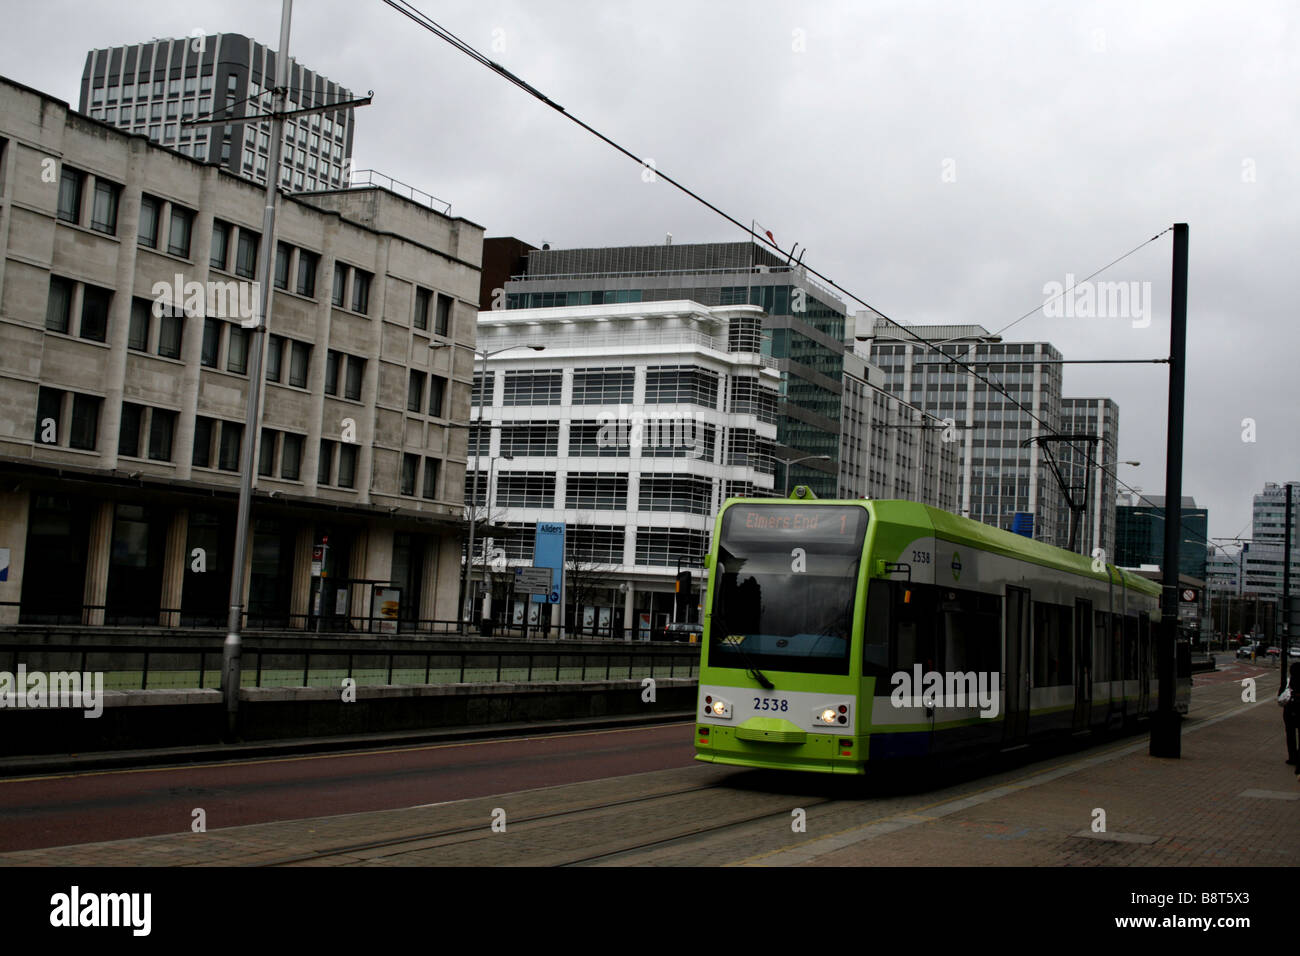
[0,641,700,691]
[348,168,451,214]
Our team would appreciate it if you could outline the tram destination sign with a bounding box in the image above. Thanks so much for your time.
[515,567,553,595]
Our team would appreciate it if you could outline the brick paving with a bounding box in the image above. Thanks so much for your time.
[0,665,1293,867]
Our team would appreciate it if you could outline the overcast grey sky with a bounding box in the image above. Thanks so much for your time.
[6,0,1297,548]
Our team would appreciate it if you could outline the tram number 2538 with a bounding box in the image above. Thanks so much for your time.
[911,550,932,564]
[754,697,789,712]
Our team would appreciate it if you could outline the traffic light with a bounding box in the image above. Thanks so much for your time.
[674,571,692,619]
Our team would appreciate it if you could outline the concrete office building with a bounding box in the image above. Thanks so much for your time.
[0,76,481,630]
[838,344,959,509]
[467,300,779,637]
[1059,397,1120,559]
[1242,480,1300,599]
[80,34,354,191]
[864,318,1072,545]
[499,240,846,498]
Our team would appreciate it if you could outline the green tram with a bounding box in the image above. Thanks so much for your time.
[694,489,1191,774]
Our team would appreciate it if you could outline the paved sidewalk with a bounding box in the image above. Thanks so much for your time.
[748,670,1298,866]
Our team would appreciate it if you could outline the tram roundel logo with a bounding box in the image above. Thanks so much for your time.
[951,552,962,581]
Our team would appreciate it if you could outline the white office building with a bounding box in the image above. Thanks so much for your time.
[467,300,779,638]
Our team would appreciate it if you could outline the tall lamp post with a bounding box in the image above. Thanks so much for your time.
[751,453,833,497]
[430,341,543,635]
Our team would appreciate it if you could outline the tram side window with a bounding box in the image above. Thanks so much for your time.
[1124,615,1139,680]
[941,588,1001,677]
[863,579,892,682]
[1032,602,1073,687]
[1093,611,1109,682]
[1139,613,1152,679]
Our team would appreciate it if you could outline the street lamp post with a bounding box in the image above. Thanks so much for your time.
[750,452,833,497]
[430,341,544,635]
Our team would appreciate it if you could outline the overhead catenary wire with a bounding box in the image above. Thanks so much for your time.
[379,0,1237,563]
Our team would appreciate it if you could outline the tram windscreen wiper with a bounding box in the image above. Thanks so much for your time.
[713,613,774,689]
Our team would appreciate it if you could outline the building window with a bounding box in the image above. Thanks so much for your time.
[344,356,364,401]
[227,326,249,374]
[274,242,291,289]
[45,277,73,333]
[496,472,555,509]
[159,312,184,361]
[639,474,713,515]
[414,288,430,330]
[210,220,230,270]
[138,194,160,248]
[57,167,83,223]
[235,230,259,278]
[331,264,348,307]
[318,439,335,485]
[201,318,221,367]
[337,444,357,488]
[69,394,101,451]
[79,285,112,343]
[266,335,284,383]
[566,526,626,565]
[218,421,243,471]
[118,402,145,457]
[472,371,495,406]
[407,371,425,413]
[502,371,562,406]
[128,298,151,351]
[434,294,452,336]
[35,387,63,444]
[289,341,310,388]
[635,528,707,568]
[569,420,628,458]
[148,409,175,461]
[428,375,446,418]
[167,206,193,257]
[281,434,303,480]
[645,366,719,408]
[565,473,629,510]
[192,417,214,467]
[324,349,340,396]
[351,270,371,314]
[500,423,559,457]
[421,459,439,500]
[295,250,318,297]
[401,454,418,496]
[258,428,277,477]
[572,367,634,405]
[90,179,120,234]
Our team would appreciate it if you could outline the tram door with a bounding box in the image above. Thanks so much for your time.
[1003,586,1031,745]
[1072,599,1093,731]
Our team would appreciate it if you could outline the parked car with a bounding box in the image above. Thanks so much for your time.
[1236,643,1260,659]
[660,622,702,643]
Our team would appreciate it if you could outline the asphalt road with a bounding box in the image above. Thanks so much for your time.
[0,721,698,853]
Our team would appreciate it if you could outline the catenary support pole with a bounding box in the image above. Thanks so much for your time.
[1151,223,1188,758]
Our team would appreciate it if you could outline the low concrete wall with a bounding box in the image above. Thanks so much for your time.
[0,679,698,757]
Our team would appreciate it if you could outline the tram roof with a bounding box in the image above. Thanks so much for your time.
[863,499,1162,597]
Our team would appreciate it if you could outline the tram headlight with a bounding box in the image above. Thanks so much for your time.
[814,703,851,727]
[705,697,732,719]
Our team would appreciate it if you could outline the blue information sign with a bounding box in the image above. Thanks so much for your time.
[532,522,565,604]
